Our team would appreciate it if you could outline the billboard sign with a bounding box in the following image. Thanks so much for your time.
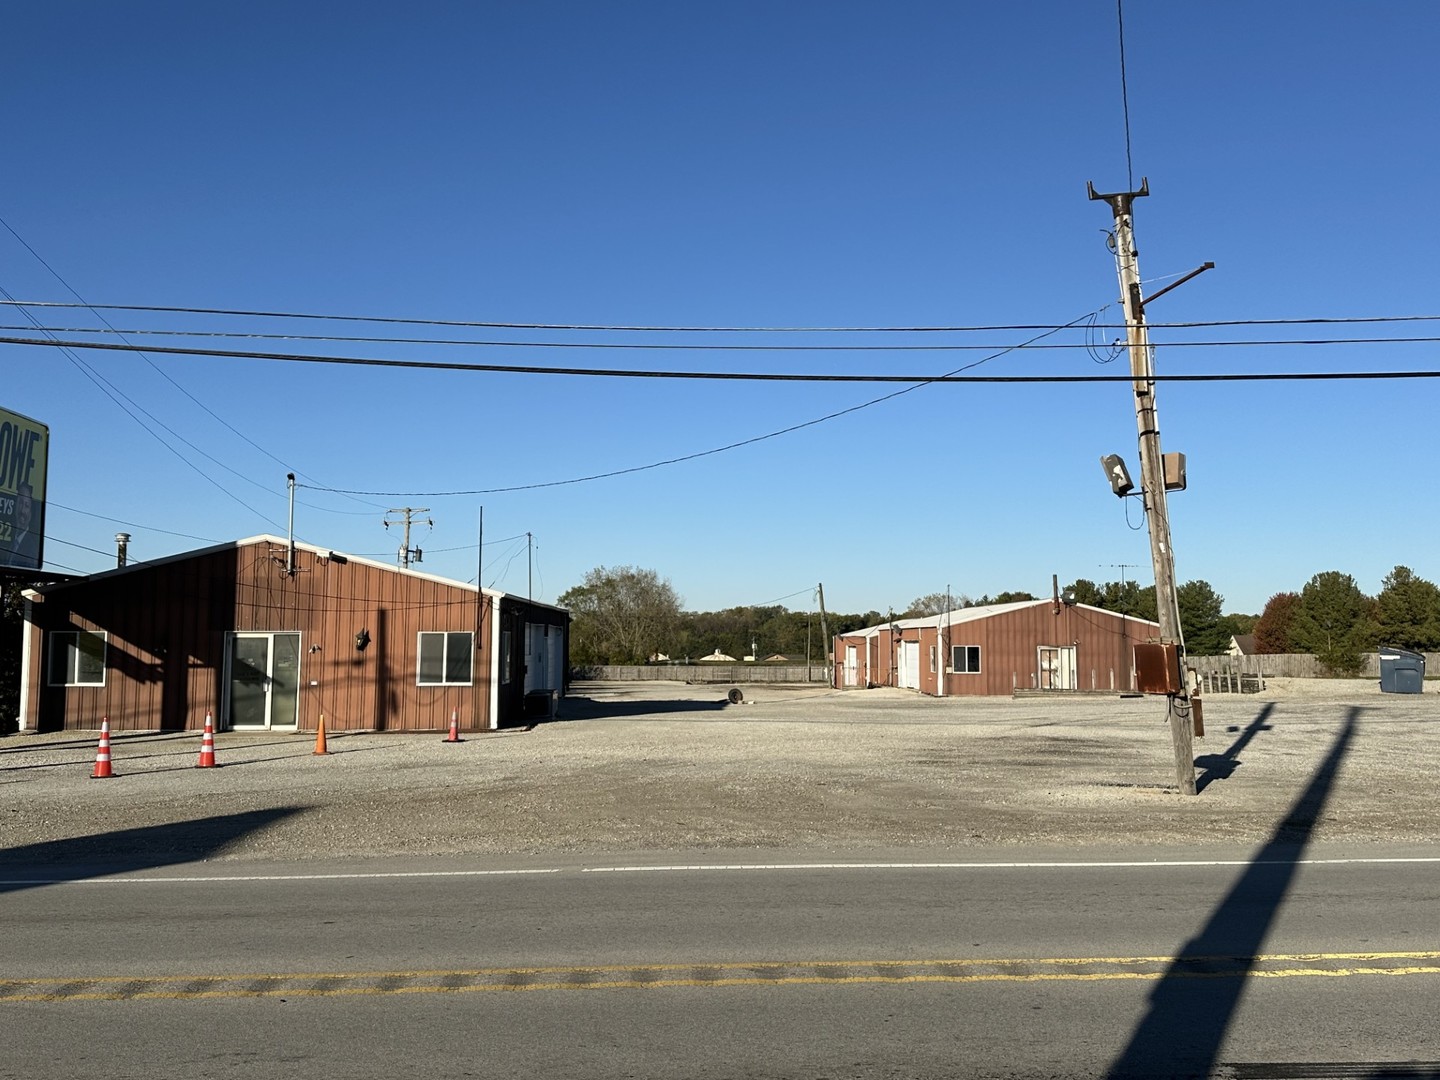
[1,406,48,571]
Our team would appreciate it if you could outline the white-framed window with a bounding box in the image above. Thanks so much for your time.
[929,645,937,673]
[500,629,513,684]
[48,630,107,687]
[951,645,981,674]
[417,631,474,686]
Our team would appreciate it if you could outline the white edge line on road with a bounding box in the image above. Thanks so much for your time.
[3,858,1437,886]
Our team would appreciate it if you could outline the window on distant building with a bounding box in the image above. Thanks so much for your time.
[48,631,107,687]
[417,632,474,686]
[951,645,981,674]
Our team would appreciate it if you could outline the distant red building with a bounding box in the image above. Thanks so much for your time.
[834,599,1158,696]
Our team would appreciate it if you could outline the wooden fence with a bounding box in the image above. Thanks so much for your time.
[1188,652,1437,680]
[573,664,829,684]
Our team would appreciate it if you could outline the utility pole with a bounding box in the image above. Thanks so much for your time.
[1105,563,1140,599]
[384,507,432,568]
[817,583,830,686]
[1089,177,1206,796]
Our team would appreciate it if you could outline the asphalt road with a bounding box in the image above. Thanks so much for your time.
[4,848,1438,1079]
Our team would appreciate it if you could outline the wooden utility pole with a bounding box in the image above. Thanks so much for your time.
[384,507,432,568]
[816,583,830,686]
[1089,178,1198,796]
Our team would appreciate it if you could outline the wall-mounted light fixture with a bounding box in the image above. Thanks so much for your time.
[355,628,371,651]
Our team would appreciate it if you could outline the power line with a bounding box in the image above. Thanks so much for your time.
[45,500,221,543]
[7,323,1440,351]
[3,297,1437,331]
[1117,0,1136,190]
[5,333,1440,383]
[276,310,1108,497]
[0,219,389,518]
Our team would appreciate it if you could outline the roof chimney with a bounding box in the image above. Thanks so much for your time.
[115,533,131,567]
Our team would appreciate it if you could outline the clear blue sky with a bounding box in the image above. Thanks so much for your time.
[5,1,1438,618]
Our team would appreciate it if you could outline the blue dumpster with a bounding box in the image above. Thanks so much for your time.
[1379,647,1425,694]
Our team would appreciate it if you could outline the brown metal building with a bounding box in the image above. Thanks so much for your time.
[834,598,1159,696]
[18,535,568,733]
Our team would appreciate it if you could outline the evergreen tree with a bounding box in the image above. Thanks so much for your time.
[1291,572,1377,675]
[1177,580,1228,655]
[1375,566,1440,650]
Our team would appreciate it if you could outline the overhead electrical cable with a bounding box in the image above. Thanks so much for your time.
[45,500,221,544]
[5,333,1439,382]
[6,324,1438,351]
[0,288,285,530]
[297,309,1108,496]
[0,216,390,518]
[2,298,1436,332]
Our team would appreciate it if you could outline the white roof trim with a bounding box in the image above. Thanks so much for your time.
[29,533,568,615]
[836,598,1160,637]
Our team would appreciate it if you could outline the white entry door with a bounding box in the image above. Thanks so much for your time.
[226,632,301,730]
[524,623,559,693]
[1037,645,1078,691]
[898,640,920,689]
[844,645,859,687]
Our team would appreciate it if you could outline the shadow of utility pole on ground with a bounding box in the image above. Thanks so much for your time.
[1106,708,1359,1079]
[1195,702,1276,793]
[0,807,307,895]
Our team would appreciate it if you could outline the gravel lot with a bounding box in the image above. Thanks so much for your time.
[4,679,1437,866]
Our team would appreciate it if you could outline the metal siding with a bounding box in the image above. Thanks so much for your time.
[936,603,1154,697]
[27,540,501,733]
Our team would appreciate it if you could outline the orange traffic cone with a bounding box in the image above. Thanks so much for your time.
[313,714,330,756]
[196,711,218,768]
[443,708,462,743]
[91,716,114,779]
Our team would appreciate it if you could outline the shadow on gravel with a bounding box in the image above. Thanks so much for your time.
[1107,708,1361,1079]
[550,696,732,722]
[1194,703,1276,793]
[0,807,308,895]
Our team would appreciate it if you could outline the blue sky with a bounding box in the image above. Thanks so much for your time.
[5,1,1438,617]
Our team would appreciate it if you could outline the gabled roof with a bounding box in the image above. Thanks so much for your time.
[26,533,568,615]
[837,598,1160,638]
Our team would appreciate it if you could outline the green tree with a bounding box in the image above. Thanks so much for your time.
[1375,565,1440,650]
[1254,592,1299,654]
[904,591,969,617]
[1291,572,1377,675]
[1099,580,1157,621]
[1066,579,1105,607]
[969,591,1038,606]
[558,565,682,665]
[1177,580,1228,655]
[1216,612,1259,648]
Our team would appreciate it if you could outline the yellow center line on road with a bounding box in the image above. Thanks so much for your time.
[4,952,1437,1003]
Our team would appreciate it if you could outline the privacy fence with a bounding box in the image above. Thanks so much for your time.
[576,652,1431,694]
[1185,651,1440,694]
[1187,652,1435,680]
[573,664,829,684]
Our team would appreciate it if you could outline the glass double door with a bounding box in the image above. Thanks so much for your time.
[227,632,301,730]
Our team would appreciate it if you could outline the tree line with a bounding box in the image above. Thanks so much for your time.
[1249,566,1440,674]
[556,564,1437,674]
[558,566,1248,666]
